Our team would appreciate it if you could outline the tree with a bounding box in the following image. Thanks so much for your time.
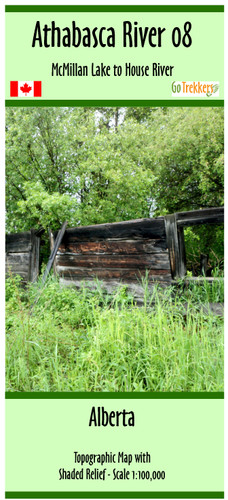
[5,106,224,270]
[5,107,156,231]
[144,107,224,214]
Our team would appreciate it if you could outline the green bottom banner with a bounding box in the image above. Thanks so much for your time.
[5,398,224,498]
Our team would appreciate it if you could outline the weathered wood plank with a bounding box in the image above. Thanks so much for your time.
[30,235,40,282]
[58,239,168,255]
[176,207,224,227]
[59,278,171,298]
[6,252,30,278]
[164,214,180,279]
[56,253,170,270]
[6,229,43,282]
[6,232,32,253]
[57,217,166,243]
[56,266,171,280]
[185,277,223,283]
[177,226,187,278]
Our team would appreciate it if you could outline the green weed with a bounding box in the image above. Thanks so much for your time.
[5,275,224,392]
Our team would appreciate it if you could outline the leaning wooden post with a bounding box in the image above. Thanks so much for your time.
[48,228,56,275]
[42,221,68,284]
[30,221,68,313]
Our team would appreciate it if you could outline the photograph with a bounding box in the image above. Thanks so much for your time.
[5,106,224,392]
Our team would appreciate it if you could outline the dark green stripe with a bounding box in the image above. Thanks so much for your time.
[5,100,224,108]
[4,492,225,499]
[5,391,224,399]
[5,5,224,12]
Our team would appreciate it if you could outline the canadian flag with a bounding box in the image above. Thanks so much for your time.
[10,81,42,97]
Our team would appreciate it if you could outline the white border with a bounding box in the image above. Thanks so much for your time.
[1,2,226,500]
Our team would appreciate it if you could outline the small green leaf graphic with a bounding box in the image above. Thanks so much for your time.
[206,83,219,97]
[212,83,219,94]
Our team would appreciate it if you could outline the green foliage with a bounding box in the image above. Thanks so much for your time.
[5,273,23,302]
[184,225,224,273]
[185,275,224,304]
[16,181,78,231]
[6,107,224,224]
[149,107,224,214]
[5,276,223,392]
[176,269,224,304]
[5,106,224,269]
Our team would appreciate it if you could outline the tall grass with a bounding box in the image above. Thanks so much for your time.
[5,274,224,392]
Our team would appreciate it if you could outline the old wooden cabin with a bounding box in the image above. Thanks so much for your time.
[54,207,224,296]
[6,207,224,298]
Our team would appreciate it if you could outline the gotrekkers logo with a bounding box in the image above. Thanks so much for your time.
[171,81,219,97]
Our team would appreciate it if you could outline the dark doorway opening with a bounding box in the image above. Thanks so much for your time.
[165,207,224,280]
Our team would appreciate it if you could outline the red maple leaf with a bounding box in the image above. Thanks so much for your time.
[20,83,32,95]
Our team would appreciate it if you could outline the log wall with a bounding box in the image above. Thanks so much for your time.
[6,229,41,283]
[55,217,172,297]
[55,207,224,297]
[5,207,223,296]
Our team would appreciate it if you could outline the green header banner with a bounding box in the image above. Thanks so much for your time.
[5,8,224,103]
[5,6,225,12]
